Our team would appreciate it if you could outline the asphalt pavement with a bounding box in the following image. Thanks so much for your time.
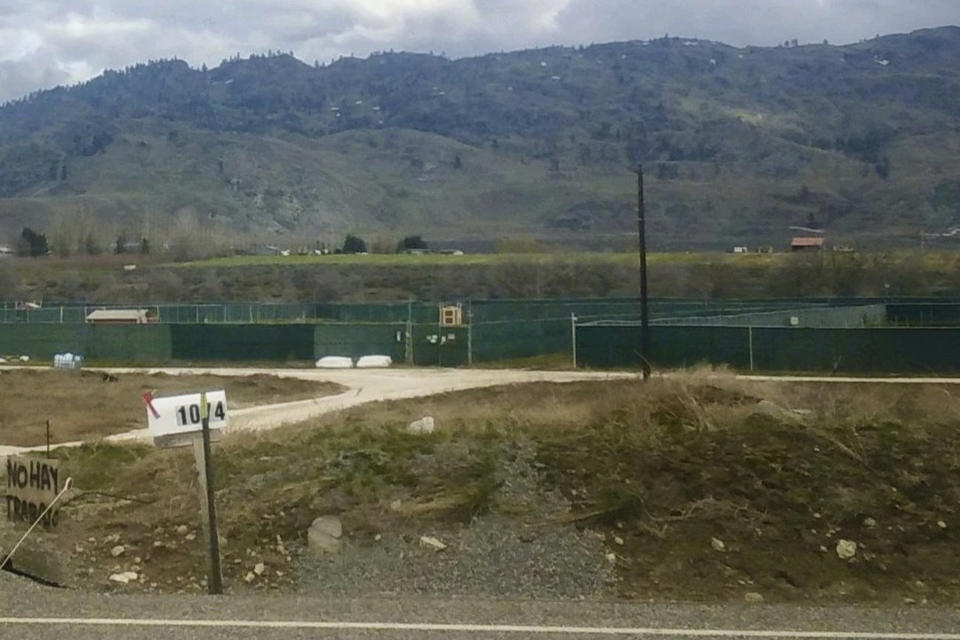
[2,576,960,640]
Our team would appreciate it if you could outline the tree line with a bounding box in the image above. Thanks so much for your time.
[13,226,149,258]
[9,225,427,259]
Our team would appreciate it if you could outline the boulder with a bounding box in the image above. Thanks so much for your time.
[310,516,343,539]
[307,516,343,554]
[407,416,435,435]
[836,539,858,560]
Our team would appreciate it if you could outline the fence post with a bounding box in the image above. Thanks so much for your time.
[748,325,755,372]
[571,313,578,369]
[405,301,413,365]
[467,310,473,367]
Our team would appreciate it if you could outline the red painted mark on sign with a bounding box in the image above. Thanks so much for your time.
[142,392,160,419]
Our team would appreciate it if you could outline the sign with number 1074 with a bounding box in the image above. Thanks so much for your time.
[177,399,226,426]
[145,390,229,440]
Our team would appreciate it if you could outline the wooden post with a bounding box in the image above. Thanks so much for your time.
[192,434,210,542]
[406,301,413,365]
[192,392,223,594]
[636,165,651,380]
[467,310,473,367]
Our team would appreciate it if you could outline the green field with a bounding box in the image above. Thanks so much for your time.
[175,250,787,269]
[3,249,960,303]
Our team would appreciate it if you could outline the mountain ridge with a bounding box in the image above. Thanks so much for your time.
[1,26,959,251]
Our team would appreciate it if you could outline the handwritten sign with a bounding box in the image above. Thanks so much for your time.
[5,455,63,528]
[145,390,228,448]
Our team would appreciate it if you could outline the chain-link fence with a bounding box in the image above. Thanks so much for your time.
[2,298,957,369]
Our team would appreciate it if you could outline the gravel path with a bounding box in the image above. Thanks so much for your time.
[0,367,634,455]
[297,442,617,600]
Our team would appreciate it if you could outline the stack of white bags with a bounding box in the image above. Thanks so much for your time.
[315,355,392,369]
[54,352,84,369]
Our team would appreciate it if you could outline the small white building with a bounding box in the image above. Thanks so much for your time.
[86,309,153,324]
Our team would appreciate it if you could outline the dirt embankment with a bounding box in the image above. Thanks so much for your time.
[12,375,960,605]
[0,370,345,446]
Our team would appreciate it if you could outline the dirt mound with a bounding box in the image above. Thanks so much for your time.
[20,376,960,604]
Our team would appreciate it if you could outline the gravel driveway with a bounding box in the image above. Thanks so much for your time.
[0,367,634,455]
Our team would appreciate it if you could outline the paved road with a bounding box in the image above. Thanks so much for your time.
[1,583,960,639]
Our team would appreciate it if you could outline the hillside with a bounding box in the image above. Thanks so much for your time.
[1,27,959,251]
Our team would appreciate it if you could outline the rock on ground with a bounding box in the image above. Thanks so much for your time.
[836,539,858,560]
[308,516,343,554]
[407,417,435,435]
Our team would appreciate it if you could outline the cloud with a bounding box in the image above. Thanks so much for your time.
[0,0,957,103]
[554,0,960,48]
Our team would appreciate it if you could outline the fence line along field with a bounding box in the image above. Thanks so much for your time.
[0,370,345,447]
[6,297,960,373]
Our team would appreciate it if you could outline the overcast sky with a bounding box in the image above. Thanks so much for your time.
[1,0,958,103]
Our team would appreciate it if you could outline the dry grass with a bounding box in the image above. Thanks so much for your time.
[35,373,960,602]
[0,370,345,446]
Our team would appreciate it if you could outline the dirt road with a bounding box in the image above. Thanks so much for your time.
[7,366,957,457]
[0,367,633,455]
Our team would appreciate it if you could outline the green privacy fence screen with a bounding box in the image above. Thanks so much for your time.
[169,324,315,362]
[0,324,172,362]
[2,299,960,369]
[313,323,408,363]
[575,323,960,374]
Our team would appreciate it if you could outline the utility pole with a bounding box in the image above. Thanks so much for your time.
[637,165,651,380]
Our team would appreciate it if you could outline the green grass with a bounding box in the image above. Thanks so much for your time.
[173,250,788,269]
